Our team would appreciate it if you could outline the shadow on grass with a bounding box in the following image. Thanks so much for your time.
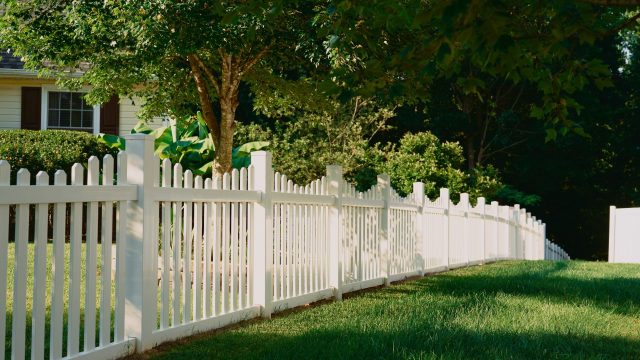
[149,321,640,359]
[378,261,640,317]
[139,261,640,360]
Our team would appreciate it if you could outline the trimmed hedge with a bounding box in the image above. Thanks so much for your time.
[0,129,116,183]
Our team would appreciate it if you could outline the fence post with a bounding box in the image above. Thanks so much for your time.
[327,165,343,300]
[541,223,546,260]
[378,174,391,286]
[476,197,486,263]
[490,201,499,261]
[520,209,528,260]
[440,188,450,270]
[527,213,534,260]
[512,204,520,259]
[460,193,470,266]
[608,206,616,263]
[122,134,158,351]
[412,182,425,275]
[251,151,274,318]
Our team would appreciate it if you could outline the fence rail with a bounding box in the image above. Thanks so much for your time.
[0,134,569,359]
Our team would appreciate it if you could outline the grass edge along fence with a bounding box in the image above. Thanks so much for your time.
[0,134,570,360]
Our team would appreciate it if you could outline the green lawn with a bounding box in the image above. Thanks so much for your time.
[137,261,640,360]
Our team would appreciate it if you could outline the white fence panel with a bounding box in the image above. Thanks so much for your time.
[484,201,499,262]
[423,191,448,272]
[388,188,421,281]
[0,134,560,359]
[468,199,485,265]
[271,172,333,311]
[448,195,468,268]
[340,181,385,292]
[0,154,136,360]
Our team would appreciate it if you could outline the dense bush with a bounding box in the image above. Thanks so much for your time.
[375,132,503,200]
[0,129,115,183]
[235,117,503,202]
[234,101,393,190]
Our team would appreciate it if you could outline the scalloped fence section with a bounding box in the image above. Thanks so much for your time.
[0,134,570,359]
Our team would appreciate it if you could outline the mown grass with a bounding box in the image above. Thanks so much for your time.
[137,261,640,360]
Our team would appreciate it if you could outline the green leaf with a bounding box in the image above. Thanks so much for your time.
[545,128,557,142]
[97,133,125,150]
[131,121,154,134]
[234,141,270,153]
[328,35,339,48]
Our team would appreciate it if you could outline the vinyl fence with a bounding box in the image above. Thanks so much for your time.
[544,239,570,261]
[0,134,564,359]
[608,206,640,263]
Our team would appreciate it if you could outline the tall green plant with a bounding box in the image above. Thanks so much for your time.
[98,113,268,176]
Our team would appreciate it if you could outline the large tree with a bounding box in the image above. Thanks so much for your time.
[0,1,331,174]
[326,1,637,169]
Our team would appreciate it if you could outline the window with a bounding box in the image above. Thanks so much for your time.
[40,87,100,134]
[46,91,94,132]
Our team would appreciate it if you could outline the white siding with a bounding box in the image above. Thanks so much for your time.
[119,98,138,136]
[0,85,21,130]
[0,79,162,135]
[120,97,165,136]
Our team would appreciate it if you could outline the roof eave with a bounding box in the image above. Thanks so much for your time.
[0,68,40,78]
[0,68,84,79]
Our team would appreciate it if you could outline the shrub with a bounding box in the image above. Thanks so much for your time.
[235,117,503,201]
[98,114,270,176]
[0,129,115,183]
[375,132,503,201]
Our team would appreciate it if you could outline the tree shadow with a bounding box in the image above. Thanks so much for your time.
[376,261,640,317]
[145,261,640,360]
[152,320,640,359]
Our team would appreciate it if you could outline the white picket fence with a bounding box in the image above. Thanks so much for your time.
[0,134,564,359]
[544,239,570,261]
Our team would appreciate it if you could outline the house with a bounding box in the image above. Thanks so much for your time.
[0,50,149,136]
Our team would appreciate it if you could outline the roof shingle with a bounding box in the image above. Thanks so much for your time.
[0,51,24,69]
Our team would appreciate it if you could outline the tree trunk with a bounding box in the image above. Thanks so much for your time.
[466,135,477,170]
[215,95,238,175]
[189,49,267,176]
[214,54,241,175]
[188,54,221,156]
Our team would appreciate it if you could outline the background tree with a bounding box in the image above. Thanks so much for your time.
[0,1,332,174]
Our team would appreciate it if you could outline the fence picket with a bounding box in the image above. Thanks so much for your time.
[231,170,239,312]
[204,177,213,317]
[100,155,115,346]
[68,163,84,355]
[183,170,193,322]
[115,151,128,342]
[172,163,183,326]
[273,173,281,301]
[222,172,230,314]
[84,157,100,352]
[12,169,30,359]
[32,171,49,359]
[0,162,7,359]
[213,175,222,316]
[161,159,171,329]
[194,175,204,320]
[240,168,248,308]
[50,170,67,358]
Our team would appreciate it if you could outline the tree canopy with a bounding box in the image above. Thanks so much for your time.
[1,0,333,174]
